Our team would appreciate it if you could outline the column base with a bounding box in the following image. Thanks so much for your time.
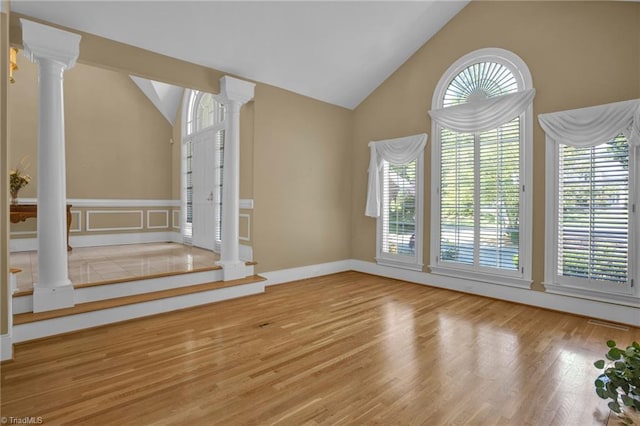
[33,283,74,313]
[216,260,250,281]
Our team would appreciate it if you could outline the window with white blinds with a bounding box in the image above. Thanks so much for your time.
[381,160,417,256]
[440,118,521,271]
[215,129,225,242]
[557,135,629,286]
[431,49,532,287]
[376,153,424,270]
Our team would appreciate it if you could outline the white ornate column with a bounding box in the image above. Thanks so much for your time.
[21,19,81,312]
[218,76,255,281]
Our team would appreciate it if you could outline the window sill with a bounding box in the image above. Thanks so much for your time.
[542,282,640,308]
[429,265,532,289]
[376,257,423,272]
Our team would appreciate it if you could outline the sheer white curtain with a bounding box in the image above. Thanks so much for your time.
[429,89,535,133]
[538,99,640,147]
[365,133,427,218]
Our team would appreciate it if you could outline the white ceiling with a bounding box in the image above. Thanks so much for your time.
[11,0,469,109]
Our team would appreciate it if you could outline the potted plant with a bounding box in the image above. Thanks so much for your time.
[594,340,640,424]
[9,157,31,204]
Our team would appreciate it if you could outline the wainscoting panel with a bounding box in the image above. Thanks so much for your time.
[239,213,251,241]
[86,210,144,232]
[147,210,169,229]
[172,210,180,229]
[70,210,82,232]
[10,199,254,254]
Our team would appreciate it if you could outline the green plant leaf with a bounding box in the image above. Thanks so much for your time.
[609,348,622,360]
[616,361,627,370]
[622,395,635,406]
[609,401,622,413]
[595,378,605,388]
[596,387,608,399]
[608,340,617,348]
[595,359,606,369]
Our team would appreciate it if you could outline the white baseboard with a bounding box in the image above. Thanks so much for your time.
[349,259,640,327]
[1,333,13,361]
[10,232,182,252]
[262,260,352,286]
[258,259,638,326]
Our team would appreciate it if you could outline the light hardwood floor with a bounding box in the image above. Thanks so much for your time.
[2,271,637,425]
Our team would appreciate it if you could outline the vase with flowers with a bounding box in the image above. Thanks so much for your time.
[9,158,31,204]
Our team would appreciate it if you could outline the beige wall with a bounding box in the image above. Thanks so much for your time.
[351,1,640,291]
[253,84,353,272]
[8,56,174,199]
[1,4,10,336]
[171,96,182,200]
[7,13,352,277]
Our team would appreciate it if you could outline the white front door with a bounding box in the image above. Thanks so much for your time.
[191,129,216,251]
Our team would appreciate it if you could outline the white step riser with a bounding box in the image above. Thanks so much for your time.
[13,281,265,343]
[13,269,225,314]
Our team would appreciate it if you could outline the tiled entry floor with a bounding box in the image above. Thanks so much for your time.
[10,243,220,293]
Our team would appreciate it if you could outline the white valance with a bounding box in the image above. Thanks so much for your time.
[428,89,535,133]
[365,133,427,218]
[538,99,640,147]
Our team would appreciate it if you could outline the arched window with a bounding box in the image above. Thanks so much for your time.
[429,48,534,288]
[182,90,226,250]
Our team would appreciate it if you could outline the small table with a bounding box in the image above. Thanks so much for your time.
[10,203,73,251]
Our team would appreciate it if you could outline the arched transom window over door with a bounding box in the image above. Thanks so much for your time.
[182,90,226,251]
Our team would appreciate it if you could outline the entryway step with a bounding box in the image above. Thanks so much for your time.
[12,275,266,343]
[14,275,266,325]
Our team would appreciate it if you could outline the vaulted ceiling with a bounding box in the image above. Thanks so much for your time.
[10,1,469,109]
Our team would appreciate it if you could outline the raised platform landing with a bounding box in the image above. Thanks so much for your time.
[10,242,220,294]
[8,242,261,344]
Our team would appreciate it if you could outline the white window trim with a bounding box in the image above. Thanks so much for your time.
[543,130,639,307]
[376,154,424,272]
[429,48,533,288]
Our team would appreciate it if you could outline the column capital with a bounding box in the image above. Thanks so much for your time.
[220,76,255,105]
[21,19,81,70]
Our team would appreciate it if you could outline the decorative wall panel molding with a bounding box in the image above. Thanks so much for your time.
[86,210,144,232]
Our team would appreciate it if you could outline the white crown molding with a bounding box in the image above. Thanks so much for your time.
[220,75,255,105]
[20,19,81,69]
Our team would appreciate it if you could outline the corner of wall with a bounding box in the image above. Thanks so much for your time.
[1,0,11,339]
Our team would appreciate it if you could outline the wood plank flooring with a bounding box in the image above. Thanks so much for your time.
[2,271,637,425]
